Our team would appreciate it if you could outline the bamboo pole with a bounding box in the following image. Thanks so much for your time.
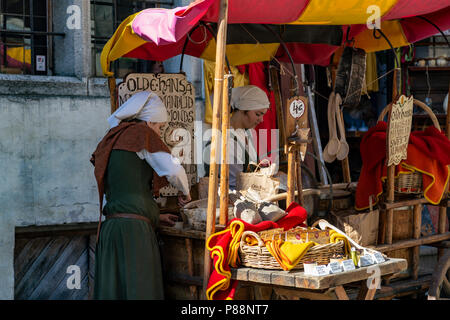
[286,147,296,206]
[203,0,228,299]
[219,74,231,226]
[385,68,400,245]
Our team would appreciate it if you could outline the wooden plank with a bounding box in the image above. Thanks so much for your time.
[14,237,52,285]
[274,287,334,300]
[232,258,407,290]
[28,235,87,299]
[159,226,205,240]
[247,268,273,285]
[381,197,433,210]
[15,222,97,238]
[48,248,89,300]
[373,232,450,252]
[270,270,296,288]
[15,237,71,299]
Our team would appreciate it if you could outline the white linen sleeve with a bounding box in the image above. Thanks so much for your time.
[136,149,190,196]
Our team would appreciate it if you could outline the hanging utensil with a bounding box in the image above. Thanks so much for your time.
[335,93,349,160]
[323,92,340,163]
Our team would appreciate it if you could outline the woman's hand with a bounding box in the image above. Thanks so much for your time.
[178,193,191,207]
[160,214,179,227]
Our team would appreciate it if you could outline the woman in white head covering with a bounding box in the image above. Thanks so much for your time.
[203,85,270,189]
[91,90,191,300]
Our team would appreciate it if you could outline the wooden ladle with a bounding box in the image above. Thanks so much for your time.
[323,92,340,163]
[335,93,349,160]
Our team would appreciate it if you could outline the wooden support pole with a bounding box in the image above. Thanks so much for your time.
[286,147,296,206]
[411,204,422,280]
[385,166,395,245]
[219,75,231,226]
[438,205,448,259]
[385,68,400,245]
[295,151,304,206]
[203,0,228,299]
[269,66,287,158]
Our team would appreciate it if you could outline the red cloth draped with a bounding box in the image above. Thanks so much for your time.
[355,121,450,210]
[206,202,307,300]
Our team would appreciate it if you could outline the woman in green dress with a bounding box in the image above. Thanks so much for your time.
[91,91,191,299]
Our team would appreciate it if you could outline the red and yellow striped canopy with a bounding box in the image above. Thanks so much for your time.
[101,0,450,76]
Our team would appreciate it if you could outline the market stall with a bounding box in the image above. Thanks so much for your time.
[99,0,450,300]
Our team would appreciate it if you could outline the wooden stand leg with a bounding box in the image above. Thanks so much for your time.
[356,281,377,300]
[412,204,422,280]
[386,208,394,245]
[386,165,396,245]
[379,209,386,245]
[185,238,198,299]
[334,286,349,300]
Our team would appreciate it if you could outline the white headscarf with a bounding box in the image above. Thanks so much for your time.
[231,85,270,111]
[108,91,168,128]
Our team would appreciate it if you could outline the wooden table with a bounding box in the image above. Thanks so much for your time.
[231,258,407,300]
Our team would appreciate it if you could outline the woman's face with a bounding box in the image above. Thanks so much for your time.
[243,108,267,129]
[147,121,166,135]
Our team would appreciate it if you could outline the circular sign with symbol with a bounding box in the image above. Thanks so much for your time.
[289,99,305,118]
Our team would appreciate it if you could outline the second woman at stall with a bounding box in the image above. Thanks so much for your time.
[203,85,270,189]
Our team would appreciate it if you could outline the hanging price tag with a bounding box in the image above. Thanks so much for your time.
[328,261,343,274]
[370,252,386,264]
[342,259,356,271]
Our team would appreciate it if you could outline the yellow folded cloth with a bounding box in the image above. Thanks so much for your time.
[279,241,316,270]
[329,230,351,256]
[265,239,315,271]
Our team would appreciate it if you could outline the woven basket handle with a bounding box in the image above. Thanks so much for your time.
[378,98,441,130]
[240,230,265,249]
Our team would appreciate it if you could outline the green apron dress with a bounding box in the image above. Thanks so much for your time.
[93,149,164,300]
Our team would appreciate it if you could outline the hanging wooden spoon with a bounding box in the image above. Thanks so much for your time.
[335,93,350,161]
[323,92,340,163]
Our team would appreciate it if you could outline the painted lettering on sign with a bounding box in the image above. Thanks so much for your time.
[387,95,414,166]
[118,73,196,196]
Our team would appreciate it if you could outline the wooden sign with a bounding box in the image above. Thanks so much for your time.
[118,73,197,196]
[387,95,414,166]
[285,96,309,137]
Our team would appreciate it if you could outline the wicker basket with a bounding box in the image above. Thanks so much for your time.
[378,99,441,195]
[238,230,345,270]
